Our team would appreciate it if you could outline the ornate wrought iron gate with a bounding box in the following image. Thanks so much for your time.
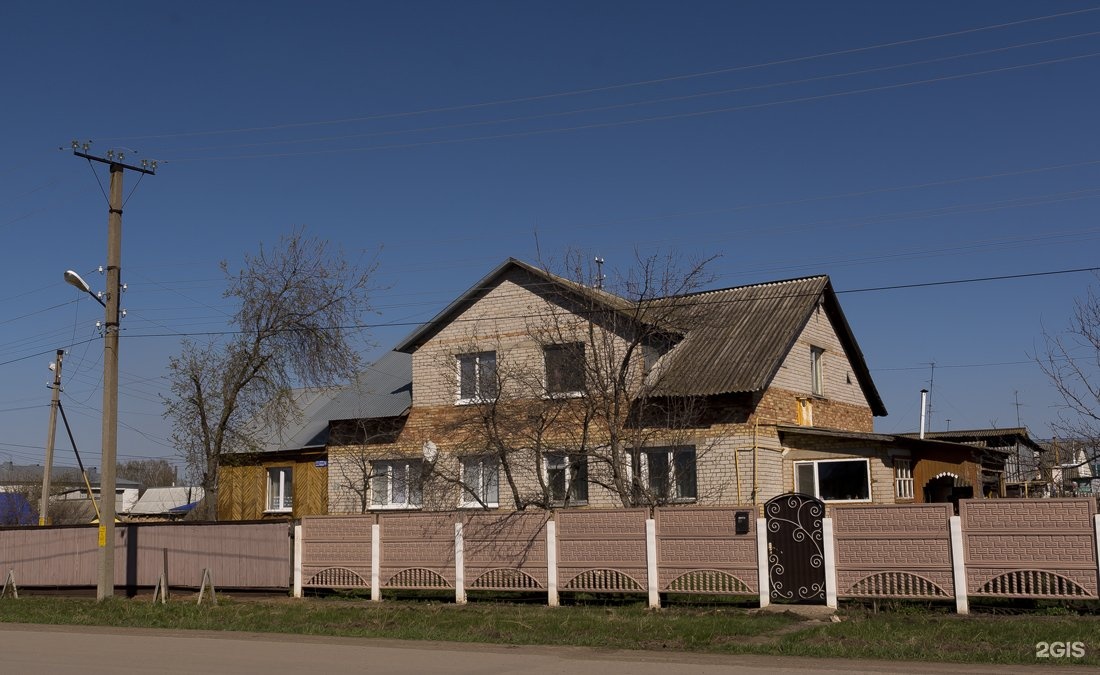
[765,493,826,603]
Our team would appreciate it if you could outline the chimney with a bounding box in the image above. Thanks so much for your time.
[919,389,929,439]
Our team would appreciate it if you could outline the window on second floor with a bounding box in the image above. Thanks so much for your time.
[545,452,588,504]
[544,342,585,395]
[810,346,825,396]
[267,467,293,512]
[460,455,500,507]
[371,459,423,508]
[457,351,498,402]
[635,446,697,502]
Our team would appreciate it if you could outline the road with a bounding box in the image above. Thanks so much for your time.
[0,624,1095,675]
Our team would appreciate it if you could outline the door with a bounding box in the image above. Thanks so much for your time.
[765,492,826,604]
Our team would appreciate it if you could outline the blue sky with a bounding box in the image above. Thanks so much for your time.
[2,1,1099,474]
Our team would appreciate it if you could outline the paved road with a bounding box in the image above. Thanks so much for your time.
[0,624,1095,675]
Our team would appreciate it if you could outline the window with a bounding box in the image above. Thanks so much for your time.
[810,346,824,396]
[370,459,423,508]
[545,452,588,504]
[457,351,498,402]
[460,455,500,507]
[544,343,585,394]
[635,446,697,502]
[894,458,913,500]
[267,467,293,512]
[794,458,870,502]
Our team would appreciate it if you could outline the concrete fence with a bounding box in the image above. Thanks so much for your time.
[299,499,1100,613]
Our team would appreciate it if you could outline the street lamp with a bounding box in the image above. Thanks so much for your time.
[64,270,106,307]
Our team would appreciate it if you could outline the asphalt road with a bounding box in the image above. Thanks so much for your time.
[0,624,1096,675]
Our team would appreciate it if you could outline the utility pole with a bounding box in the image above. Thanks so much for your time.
[38,349,64,526]
[71,142,155,601]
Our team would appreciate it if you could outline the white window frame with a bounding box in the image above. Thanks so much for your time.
[543,342,586,396]
[544,452,588,505]
[634,446,697,502]
[810,346,825,396]
[459,455,500,508]
[370,459,423,509]
[456,351,498,404]
[794,458,872,503]
[894,458,914,500]
[266,466,293,513]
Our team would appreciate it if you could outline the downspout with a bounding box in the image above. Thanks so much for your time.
[752,418,759,504]
[735,442,742,504]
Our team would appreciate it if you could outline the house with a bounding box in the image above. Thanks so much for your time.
[128,486,205,521]
[320,258,988,511]
[900,427,1047,499]
[0,461,140,524]
[216,350,412,520]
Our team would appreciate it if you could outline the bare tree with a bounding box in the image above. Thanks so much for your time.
[163,230,377,519]
[117,459,177,489]
[1039,275,1100,490]
[435,251,724,509]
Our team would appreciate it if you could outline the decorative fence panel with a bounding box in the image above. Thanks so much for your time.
[554,509,649,593]
[379,512,456,590]
[655,507,757,595]
[962,498,1098,599]
[301,515,375,589]
[832,503,954,600]
[0,521,291,589]
[462,512,548,592]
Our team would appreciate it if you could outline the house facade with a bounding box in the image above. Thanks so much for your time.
[320,259,989,514]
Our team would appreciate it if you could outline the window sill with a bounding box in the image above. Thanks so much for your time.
[370,504,423,510]
[458,502,500,510]
[550,501,589,508]
[455,397,497,406]
[264,508,293,514]
[542,390,585,400]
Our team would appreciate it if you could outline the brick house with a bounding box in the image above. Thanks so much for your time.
[320,258,991,513]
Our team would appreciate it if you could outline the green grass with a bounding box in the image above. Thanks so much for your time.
[0,596,1098,666]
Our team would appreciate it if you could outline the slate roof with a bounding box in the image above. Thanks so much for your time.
[395,260,885,415]
[899,427,1044,453]
[129,486,205,515]
[0,462,140,489]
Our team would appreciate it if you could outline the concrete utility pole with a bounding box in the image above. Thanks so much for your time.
[39,349,64,526]
[71,143,155,601]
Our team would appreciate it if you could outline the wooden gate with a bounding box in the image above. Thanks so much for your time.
[765,493,826,603]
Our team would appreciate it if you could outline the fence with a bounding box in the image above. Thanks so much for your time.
[299,499,1100,613]
[0,520,292,591]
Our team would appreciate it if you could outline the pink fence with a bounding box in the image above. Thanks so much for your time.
[463,512,549,592]
[555,509,649,593]
[0,521,291,590]
[832,503,954,600]
[300,515,374,589]
[379,512,456,590]
[655,507,758,595]
[962,499,1098,599]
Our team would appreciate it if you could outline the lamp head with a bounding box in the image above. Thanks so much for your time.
[64,270,92,294]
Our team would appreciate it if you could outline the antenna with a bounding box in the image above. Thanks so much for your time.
[594,256,605,289]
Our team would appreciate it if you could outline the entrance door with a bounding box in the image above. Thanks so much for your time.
[764,492,826,603]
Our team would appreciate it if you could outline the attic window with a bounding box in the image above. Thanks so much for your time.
[457,351,498,402]
[810,346,824,396]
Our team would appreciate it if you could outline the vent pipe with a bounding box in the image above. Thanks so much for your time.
[919,389,929,439]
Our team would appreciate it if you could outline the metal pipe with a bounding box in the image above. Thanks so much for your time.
[919,389,929,439]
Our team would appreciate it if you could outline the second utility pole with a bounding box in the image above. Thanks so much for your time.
[38,349,64,526]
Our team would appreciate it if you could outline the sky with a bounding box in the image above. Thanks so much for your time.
[2,1,1099,476]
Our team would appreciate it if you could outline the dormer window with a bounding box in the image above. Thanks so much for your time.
[544,343,585,395]
[457,351,498,402]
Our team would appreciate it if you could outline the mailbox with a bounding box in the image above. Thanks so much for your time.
[734,510,750,535]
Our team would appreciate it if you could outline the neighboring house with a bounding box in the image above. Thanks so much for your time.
[900,427,1047,498]
[0,461,140,523]
[217,351,412,520]
[320,258,988,511]
[0,493,34,525]
[128,486,205,521]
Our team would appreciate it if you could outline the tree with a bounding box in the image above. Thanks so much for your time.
[436,251,723,509]
[163,231,376,519]
[1039,275,1100,491]
[117,459,177,489]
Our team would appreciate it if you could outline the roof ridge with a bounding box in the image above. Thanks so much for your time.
[654,274,829,301]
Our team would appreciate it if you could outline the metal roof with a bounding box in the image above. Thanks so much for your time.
[777,424,997,453]
[898,427,1044,453]
[129,487,205,515]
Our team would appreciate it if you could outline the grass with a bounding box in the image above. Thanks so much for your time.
[0,595,1098,666]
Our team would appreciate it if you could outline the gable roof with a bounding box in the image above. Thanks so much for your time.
[253,351,413,453]
[646,276,885,415]
[394,260,884,415]
[395,258,641,354]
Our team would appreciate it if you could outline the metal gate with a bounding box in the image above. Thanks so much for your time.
[765,493,826,603]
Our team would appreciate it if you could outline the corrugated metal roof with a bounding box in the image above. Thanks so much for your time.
[899,427,1044,453]
[129,486,205,515]
[254,351,412,453]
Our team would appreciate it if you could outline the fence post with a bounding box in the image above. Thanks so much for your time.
[822,516,837,609]
[292,522,303,598]
[546,519,559,607]
[371,522,381,602]
[756,517,770,608]
[454,521,466,605]
[645,518,660,609]
[1094,514,1100,589]
[949,515,969,615]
